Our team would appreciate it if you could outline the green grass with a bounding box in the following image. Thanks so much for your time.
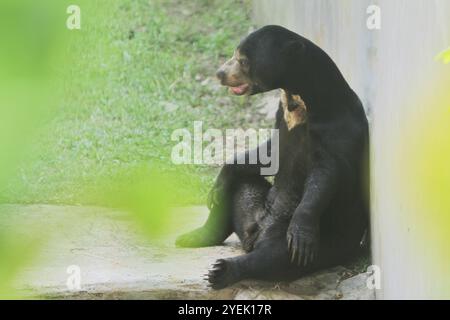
[1,0,271,206]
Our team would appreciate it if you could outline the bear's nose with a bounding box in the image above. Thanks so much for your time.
[216,69,226,82]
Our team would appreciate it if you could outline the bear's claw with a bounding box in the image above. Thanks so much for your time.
[207,259,238,290]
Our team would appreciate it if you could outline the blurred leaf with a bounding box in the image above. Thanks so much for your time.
[435,47,450,64]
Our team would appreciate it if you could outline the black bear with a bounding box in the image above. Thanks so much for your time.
[176,25,370,289]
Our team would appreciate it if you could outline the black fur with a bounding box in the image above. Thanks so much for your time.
[176,25,370,289]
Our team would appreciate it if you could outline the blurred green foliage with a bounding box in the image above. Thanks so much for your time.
[0,0,258,298]
[0,0,69,298]
[396,72,450,297]
[435,47,450,64]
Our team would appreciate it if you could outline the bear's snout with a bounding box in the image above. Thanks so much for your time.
[216,69,226,83]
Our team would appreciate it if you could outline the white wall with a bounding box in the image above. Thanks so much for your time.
[253,0,450,299]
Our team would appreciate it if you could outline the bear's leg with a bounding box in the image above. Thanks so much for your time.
[208,231,354,289]
[176,175,270,248]
[229,177,271,251]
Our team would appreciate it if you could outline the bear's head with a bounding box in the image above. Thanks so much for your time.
[216,25,312,96]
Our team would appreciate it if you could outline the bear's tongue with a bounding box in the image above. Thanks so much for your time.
[230,84,249,95]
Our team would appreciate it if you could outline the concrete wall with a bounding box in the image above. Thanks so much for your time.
[253,0,450,299]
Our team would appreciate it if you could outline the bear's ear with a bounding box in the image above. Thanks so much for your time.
[281,40,306,60]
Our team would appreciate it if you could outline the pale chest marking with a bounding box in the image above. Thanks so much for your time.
[281,89,307,130]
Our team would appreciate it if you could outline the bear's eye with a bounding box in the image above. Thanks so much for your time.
[239,59,249,67]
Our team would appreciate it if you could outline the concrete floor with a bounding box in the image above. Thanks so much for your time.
[0,204,374,299]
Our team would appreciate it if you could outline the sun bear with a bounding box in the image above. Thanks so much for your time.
[176,25,370,289]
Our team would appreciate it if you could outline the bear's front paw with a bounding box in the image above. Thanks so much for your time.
[286,219,320,266]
